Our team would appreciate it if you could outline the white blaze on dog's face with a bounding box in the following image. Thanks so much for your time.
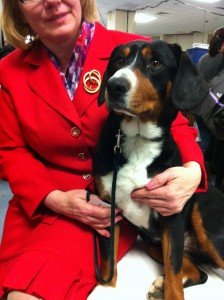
[108,67,138,117]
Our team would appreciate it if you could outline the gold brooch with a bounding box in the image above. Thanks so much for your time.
[83,70,101,94]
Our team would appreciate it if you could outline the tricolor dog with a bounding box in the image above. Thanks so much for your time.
[93,40,224,300]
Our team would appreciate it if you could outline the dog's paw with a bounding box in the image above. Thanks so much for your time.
[147,275,164,300]
[88,285,117,300]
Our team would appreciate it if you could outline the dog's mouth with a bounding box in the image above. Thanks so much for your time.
[113,107,136,117]
[109,102,151,118]
[106,101,135,116]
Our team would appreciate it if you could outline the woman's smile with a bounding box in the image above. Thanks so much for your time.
[47,11,69,23]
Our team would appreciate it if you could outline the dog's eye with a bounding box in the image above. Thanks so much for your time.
[149,59,161,69]
[116,57,124,67]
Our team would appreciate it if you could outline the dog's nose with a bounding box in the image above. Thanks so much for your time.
[107,77,130,99]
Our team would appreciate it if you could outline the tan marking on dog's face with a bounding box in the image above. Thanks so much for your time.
[123,46,131,58]
[127,68,162,123]
[141,46,152,60]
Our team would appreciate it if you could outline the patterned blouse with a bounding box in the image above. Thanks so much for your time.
[47,21,95,100]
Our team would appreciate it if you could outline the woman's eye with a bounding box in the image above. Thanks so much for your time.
[149,59,161,69]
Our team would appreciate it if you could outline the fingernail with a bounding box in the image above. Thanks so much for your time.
[146,181,154,189]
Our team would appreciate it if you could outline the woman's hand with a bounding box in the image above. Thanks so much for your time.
[43,189,122,238]
[131,161,202,216]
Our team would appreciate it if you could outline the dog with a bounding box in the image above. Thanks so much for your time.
[93,40,224,300]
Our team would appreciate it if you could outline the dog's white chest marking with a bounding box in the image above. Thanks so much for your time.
[101,119,162,230]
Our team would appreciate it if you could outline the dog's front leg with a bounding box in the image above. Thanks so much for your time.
[97,223,120,287]
[148,215,185,300]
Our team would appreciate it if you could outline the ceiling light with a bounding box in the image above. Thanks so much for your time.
[135,13,157,23]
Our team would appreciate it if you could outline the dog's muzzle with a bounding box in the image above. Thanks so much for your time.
[107,77,130,99]
[105,70,136,115]
[105,77,131,114]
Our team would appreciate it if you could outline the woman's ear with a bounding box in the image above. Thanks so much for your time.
[171,48,208,112]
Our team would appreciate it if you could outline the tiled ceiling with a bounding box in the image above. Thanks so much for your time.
[97,0,224,37]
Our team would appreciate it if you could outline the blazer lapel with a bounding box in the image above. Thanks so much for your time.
[73,23,114,116]
[23,23,115,123]
[24,43,81,126]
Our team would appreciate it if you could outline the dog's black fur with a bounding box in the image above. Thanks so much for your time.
[93,40,224,300]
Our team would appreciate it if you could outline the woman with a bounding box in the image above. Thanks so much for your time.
[198,27,224,83]
[197,27,224,187]
[0,0,206,299]
[196,27,224,154]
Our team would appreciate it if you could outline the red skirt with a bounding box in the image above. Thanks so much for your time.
[0,199,137,300]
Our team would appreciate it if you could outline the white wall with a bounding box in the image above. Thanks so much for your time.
[151,33,210,51]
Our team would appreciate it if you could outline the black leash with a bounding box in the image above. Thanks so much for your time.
[91,129,122,285]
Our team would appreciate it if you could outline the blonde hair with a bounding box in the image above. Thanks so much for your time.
[1,0,98,49]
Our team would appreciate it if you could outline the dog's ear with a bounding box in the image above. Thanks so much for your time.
[98,45,120,107]
[98,44,126,106]
[170,44,208,112]
[98,68,109,106]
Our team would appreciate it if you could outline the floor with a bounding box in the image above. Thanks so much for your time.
[0,180,12,240]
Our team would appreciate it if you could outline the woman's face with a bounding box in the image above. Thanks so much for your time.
[19,0,82,46]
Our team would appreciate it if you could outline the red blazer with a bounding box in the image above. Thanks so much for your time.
[0,23,206,299]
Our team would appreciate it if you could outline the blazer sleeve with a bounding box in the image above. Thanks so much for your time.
[0,63,58,220]
[171,112,207,192]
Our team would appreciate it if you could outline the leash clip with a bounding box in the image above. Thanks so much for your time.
[114,129,122,154]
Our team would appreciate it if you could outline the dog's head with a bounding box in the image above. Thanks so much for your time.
[98,40,208,124]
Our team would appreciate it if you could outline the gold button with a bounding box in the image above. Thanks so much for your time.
[78,152,88,161]
[71,127,81,138]
[83,173,92,180]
